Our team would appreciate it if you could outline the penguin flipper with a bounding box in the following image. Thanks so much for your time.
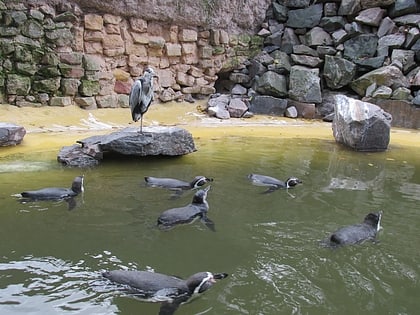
[202,216,216,232]
[262,186,279,194]
[159,300,182,315]
[66,197,77,210]
[169,189,183,200]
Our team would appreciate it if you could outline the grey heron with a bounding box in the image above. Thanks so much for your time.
[129,67,157,133]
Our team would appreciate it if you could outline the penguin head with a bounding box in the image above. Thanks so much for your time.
[285,177,302,188]
[71,175,84,194]
[192,186,211,204]
[187,272,228,294]
[364,211,383,231]
[191,176,213,189]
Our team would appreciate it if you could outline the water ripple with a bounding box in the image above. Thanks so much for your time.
[0,254,126,314]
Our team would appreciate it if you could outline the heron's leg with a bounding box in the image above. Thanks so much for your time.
[139,115,143,133]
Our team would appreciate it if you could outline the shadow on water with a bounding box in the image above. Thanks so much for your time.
[0,134,419,314]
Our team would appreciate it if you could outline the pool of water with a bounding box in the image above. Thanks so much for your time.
[0,130,419,315]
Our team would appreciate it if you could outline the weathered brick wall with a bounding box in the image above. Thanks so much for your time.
[0,0,263,108]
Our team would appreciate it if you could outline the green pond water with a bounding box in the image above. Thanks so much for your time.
[0,133,419,315]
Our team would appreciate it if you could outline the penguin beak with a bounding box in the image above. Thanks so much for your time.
[213,273,228,280]
[198,273,228,293]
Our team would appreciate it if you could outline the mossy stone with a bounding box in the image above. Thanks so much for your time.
[79,79,100,96]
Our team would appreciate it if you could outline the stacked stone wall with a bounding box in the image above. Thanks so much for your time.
[207,0,420,128]
[0,0,263,108]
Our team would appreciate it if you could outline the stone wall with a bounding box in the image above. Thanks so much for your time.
[206,0,420,128]
[0,0,265,108]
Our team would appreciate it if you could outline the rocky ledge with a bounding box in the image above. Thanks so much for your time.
[0,123,26,146]
[57,126,196,167]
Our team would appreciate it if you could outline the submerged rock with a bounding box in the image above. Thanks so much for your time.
[57,127,196,167]
[0,123,26,146]
[332,95,392,152]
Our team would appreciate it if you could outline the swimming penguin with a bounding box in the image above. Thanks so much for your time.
[145,176,213,191]
[247,174,302,194]
[18,175,84,210]
[327,211,383,247]
[157,186,214,231]
[102,269,228,315]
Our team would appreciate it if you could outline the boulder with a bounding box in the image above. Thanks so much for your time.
[289,65,322,103]
[332,95,392,152]
[57,127,196,167]
[350,64,409,97]
[285,106,298,118]
[231,84,247,96]
[343,34,378,61]
[389,0,420,18]
[249,95,287,116]
[280,27,300,54]
[228,98,248,118]
[255,71,288,97]
[0,123,26,146]
[286,4,323,29]
[57,144,100,168]
[354,7,386,27]
[268,50,291,74]
[320,16,346,32]
[207,94,230,119]
[288,100,316,118]
[305,27,333,47]
[290,54,323,68]
[323,55,356,89]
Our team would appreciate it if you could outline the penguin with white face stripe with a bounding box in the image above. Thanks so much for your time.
[17,175,84,210]
[102,270,228,314]
[247,173,302,195]
[157,186,215,231]
[326,211,383,247]
[145,175,213,198]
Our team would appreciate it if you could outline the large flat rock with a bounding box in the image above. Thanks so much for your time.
[57,126,196,167]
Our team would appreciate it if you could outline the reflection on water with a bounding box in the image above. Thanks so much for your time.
[0,135,419,315]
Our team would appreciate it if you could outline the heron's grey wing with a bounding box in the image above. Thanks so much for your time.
[140,76,154,110]
[129,80,143,121]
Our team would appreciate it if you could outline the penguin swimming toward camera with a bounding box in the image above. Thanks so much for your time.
[17,175,84,210]
[102,269,228,315]
[247,174,302,195]
[157,186,214,231]
[325,211,383,247]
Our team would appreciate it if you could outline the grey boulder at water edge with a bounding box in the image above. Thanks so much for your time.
[0,123,26,146]
[57,126,196,167]
[332,95,392,152]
